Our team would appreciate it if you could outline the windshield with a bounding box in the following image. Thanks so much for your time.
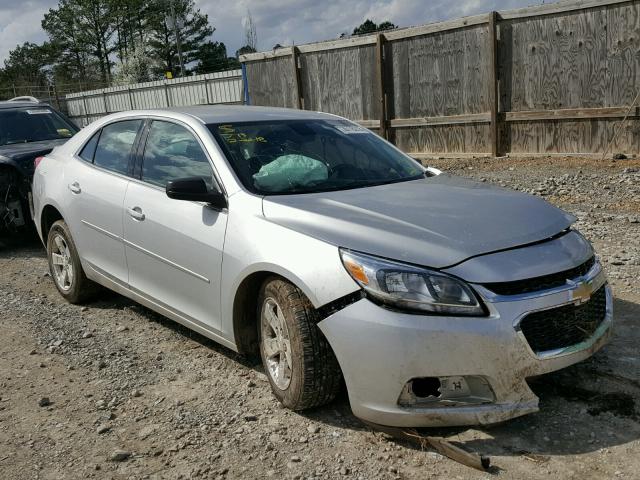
[0,107,78,146]
[208,119,424,195]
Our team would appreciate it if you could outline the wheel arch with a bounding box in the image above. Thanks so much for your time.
[40,204,64,242]
[0,158,28,179]
[231,267,320,356]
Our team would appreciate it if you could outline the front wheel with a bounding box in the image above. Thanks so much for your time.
[47,220,99,303]
[258,277,342,410]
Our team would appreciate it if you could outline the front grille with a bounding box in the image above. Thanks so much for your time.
[519,285,607,353]
[483,257,595,296]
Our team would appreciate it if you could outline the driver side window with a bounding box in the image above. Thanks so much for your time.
[141,121,214,189]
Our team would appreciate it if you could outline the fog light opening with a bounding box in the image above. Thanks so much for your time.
[411,377,441,398]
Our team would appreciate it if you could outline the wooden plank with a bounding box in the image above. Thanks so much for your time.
[298,46,371,120]
[505,152,616,158]
[359,45,379,121]
[240,47,293,62]
[501,6,610,113]
[499,0,633,20]
[505,106,640,121]
[355,119,381,128]
[489,12,499,156]
[375,34,388,139]
[390,113,491,127]
[463,24,490,115]
[411,152,493,159]
[383,14,489,41]
[297,35,377,54]
[387,38,410,121]
[291,47,303,109]
[606,2,640,107]
[505,118,626,154]
[244,56,296,108]
[394,124,491,154]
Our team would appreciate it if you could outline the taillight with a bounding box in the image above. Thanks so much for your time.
[34,156,45,169]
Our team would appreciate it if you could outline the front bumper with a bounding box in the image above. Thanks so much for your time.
[318,261,612,427]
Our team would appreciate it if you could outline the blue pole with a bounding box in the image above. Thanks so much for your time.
[241,63,250,105]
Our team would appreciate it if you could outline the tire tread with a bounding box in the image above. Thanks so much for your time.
[260,278,342,411]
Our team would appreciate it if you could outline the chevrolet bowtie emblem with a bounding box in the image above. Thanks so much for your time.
[570,280,593,305]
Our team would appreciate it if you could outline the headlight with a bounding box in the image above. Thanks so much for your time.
[340,249,485,316]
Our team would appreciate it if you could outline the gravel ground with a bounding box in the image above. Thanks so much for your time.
[0,155,639,480]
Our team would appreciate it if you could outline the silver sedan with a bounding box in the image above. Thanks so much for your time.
[31,106,612,427]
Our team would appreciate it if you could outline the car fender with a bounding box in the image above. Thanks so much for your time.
[0,156,28,177]
[220,193,361,341]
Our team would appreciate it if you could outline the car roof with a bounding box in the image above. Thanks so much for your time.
[163,105,340,124]
[0,101,52,110]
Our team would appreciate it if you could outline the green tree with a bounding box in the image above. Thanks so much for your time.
[352,19,397,36]
[112,0,148,65]
[235,45,256,58]
[195,41,236,73]
[0,42,51,88]
[43,0,117,83]
[146,0,213,77]
[42,2,91,83]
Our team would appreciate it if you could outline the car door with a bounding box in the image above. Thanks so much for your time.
[66,119,143,284]
[123,119,228,331]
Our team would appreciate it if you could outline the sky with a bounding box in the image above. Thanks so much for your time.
[0,0,543,65]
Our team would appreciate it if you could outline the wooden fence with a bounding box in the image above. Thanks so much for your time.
[65,69,243,126]
[240,0,640,157]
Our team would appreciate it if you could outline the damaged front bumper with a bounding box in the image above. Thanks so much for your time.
[318,261,612,427]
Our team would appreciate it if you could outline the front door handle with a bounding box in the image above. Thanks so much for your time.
[127,206,145,221]
[68,182,81,194]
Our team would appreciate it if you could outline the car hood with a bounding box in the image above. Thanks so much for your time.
[262,175,575,269]
[0,138,69,175]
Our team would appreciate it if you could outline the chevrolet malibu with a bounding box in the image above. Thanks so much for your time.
[32,106,612,427]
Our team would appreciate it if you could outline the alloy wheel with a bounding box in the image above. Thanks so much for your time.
[50,233,74,291]
[261,297,293,389]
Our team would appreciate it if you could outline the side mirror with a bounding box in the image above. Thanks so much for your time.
[166,177,227,209]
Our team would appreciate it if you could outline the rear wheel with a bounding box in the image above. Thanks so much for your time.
[47,220,99,303]
[258,277,342,410]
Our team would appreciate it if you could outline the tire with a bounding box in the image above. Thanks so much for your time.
[258,277,342,410]
[46,219,99,303]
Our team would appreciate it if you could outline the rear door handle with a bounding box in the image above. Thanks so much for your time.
[68,182,81,194]
[127,206,145,221]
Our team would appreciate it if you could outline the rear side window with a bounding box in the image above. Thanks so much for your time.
[93,120,142,175]
[141,120,214,188]
[79,131,100,162]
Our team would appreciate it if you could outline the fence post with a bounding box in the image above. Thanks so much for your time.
[12,84,17,97]
[375,33,388,140]
[102,91,109,114]
[488,11,500,157]
[204,77,210,104]
[291,47,303,109]
[164,82,171,107]
[81,93,89,126]
[241,63,250,105]
[53,84,62,112]
[128,87,135,109]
